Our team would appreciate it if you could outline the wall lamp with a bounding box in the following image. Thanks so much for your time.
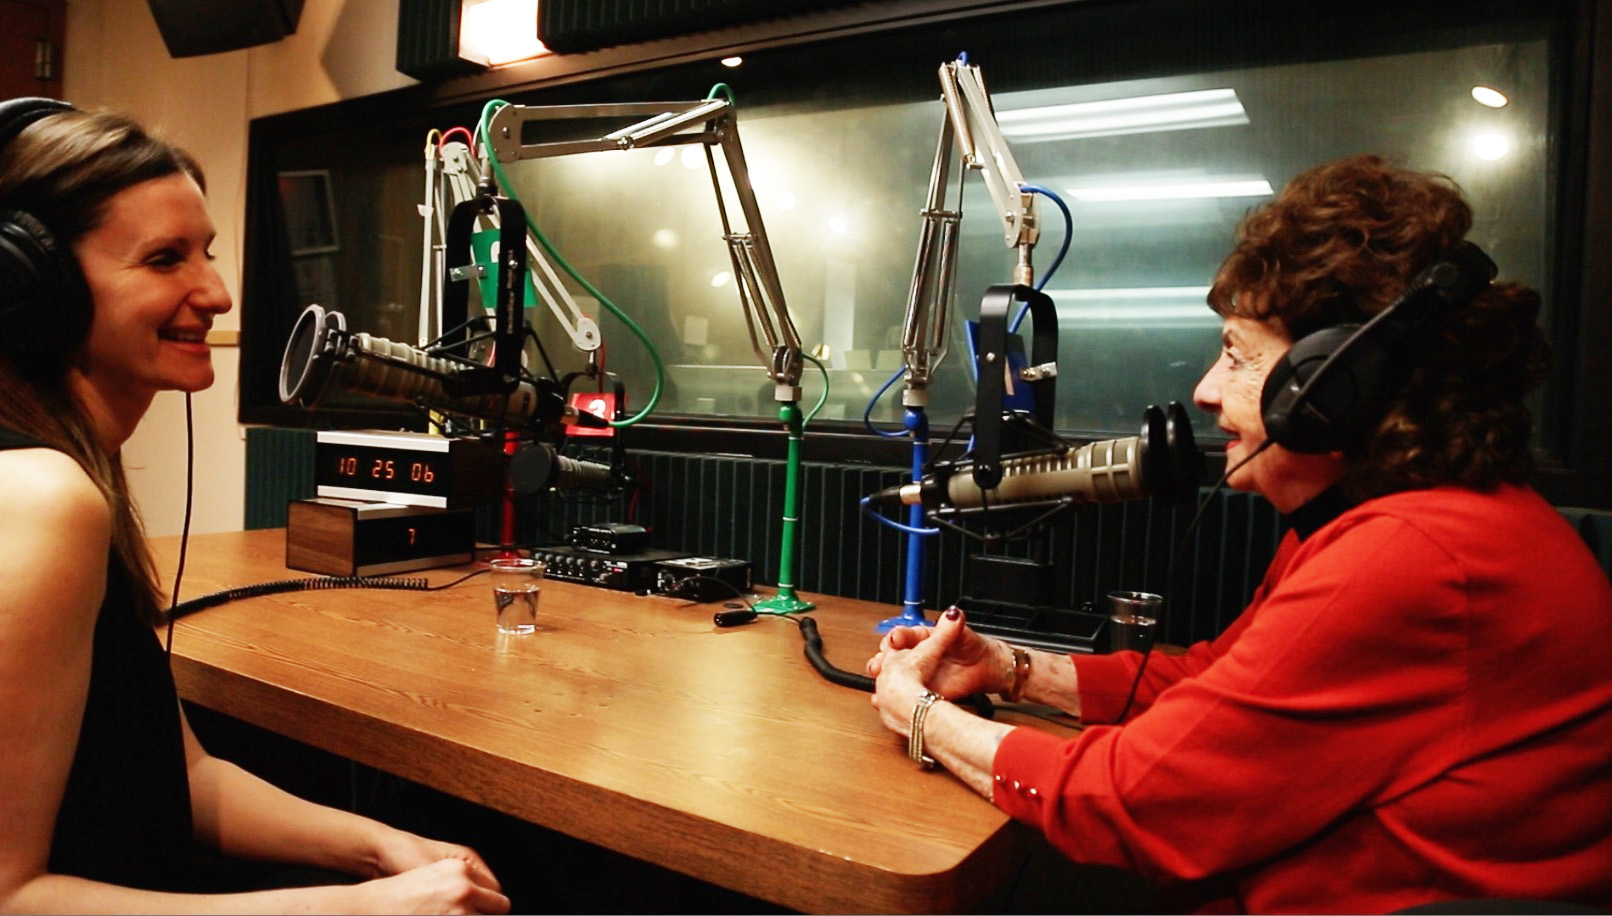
[397,0,548,80]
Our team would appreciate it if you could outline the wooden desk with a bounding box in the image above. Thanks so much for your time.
[152,530,1036,913]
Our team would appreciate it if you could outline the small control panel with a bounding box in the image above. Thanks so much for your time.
[568,522,649,555]
[530,545,691,592]
[654,556,752,603]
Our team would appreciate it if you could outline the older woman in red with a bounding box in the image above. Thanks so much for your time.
[867,155,1612,913]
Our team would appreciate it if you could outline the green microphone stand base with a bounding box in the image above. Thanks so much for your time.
[755,400,814,615]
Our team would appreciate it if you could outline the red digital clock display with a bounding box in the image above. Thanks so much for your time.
[333,454,439,486]
[315,444,452,499]
[313,431,503,510]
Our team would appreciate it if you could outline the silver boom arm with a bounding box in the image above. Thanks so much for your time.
[486,99,804,399]
[900,59,1040,405]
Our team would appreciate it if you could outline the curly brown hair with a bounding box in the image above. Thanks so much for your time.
[1208,154,1549,501]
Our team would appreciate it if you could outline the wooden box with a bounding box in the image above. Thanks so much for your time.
[286,497,474,577]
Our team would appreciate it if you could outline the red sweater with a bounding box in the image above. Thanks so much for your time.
[992,485,1612,913]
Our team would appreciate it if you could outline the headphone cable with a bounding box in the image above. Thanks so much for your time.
[1111,438,1272,722]
[163,392,195,656]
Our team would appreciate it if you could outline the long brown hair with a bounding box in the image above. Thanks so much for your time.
[1208,154,1549,501]
[0,107,206,625]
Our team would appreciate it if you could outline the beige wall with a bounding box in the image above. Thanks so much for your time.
[63,0,414,535]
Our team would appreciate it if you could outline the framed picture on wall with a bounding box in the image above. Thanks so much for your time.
[276,169,340,256]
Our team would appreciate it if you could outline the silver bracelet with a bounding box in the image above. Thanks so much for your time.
[909,690,941,769]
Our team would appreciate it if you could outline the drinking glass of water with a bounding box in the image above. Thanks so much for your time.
[489,557,544,635]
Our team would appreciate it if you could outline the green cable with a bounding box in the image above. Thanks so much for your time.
[477,99,664,427]
[705,82,736,103]
[800,352,830,429]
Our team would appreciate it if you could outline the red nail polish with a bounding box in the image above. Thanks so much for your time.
[945,607,961,620]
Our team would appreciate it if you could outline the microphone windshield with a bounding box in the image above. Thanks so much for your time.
[278,304,343,406]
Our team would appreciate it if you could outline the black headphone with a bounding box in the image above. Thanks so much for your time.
[1260,241,1498,454]
[0,96,92,373]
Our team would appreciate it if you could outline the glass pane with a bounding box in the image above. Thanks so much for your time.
[253,4,1557,446]
[492,36,1551,440]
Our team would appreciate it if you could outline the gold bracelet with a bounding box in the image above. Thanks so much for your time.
[1003,645,1031,703]
[909,690,941,769]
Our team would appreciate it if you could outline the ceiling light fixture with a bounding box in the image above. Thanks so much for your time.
[459,0,547,67]
[1472,132,1511,161]
[1046,286,1216,322]
[396,0,548,79]
[1471,86,1509,108]
[1064,177,1273,202]
[997,88,1250,141]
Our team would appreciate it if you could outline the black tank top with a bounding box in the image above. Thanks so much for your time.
[0,427,195,890]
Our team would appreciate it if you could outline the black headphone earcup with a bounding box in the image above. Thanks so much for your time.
[0,207,93,371]
[1261,324,1391,454]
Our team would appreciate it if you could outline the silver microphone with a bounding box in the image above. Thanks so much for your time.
[278,304,598,429]
[870,403,1200,513]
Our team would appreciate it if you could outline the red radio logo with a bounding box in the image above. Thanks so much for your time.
[568,392,616,437]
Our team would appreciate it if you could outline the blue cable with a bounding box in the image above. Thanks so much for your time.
[1012,184,1073,334]
[860,496,939,536]
[862,365,910,437]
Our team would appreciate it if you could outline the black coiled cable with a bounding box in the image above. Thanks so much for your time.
[167,575,432,622]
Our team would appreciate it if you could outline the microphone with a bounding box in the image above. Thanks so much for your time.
[508,441,618,494]
[870,402,1201,513]
[278,304,606,430]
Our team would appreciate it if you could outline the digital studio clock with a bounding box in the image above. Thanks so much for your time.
[315,430,502,509]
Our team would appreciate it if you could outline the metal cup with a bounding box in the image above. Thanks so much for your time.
[1106,590,1162,654]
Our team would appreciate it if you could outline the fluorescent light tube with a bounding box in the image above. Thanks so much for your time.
[1065,178,1274,202]
[997,88,1249,141]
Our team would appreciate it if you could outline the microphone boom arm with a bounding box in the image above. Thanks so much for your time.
[900,58,1043,404]
[484,95,814,613]
[486,98,804,398]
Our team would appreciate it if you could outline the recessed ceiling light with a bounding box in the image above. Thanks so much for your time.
[1471,86,1509,108]
[720,56,743,68]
